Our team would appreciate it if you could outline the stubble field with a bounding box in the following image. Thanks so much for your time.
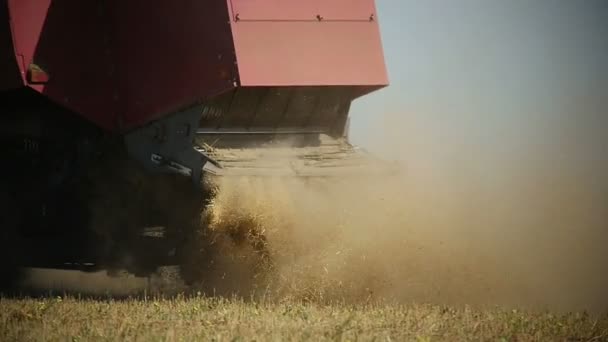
[3,171,608,341]
[2,294,607,341]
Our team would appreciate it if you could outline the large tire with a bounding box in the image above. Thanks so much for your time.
[86,149,205,278]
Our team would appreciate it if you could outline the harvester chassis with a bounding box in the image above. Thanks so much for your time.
[0,89,211,286]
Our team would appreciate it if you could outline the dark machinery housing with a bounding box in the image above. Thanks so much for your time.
[0,0,389,285]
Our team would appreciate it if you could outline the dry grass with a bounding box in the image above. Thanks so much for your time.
[4,155,607,341]
[1,295,606,341]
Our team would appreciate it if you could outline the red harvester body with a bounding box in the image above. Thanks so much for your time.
[1,0,387,131]
[0,0,389,282]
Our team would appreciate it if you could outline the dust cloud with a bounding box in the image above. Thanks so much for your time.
[352,109,608,313]
[194,109,608,313]
[16,111,607,314]
[197,173,507,306]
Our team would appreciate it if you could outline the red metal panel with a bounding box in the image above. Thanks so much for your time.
[4,0,387,131]
[230,0,375,21]
[7,0,119,130]
[110,1,237,130]
[311,0,376,21]
[228,0,387,87]
[0,0,22,91]
[6,0,237,131]
[230,20,388,86]
[6,0,50,78]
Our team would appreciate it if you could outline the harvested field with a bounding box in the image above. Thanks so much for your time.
[4,170,607,341]
[2,2,607,341]
[2,295,607,341]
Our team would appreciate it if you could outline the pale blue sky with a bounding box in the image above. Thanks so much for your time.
[348,0,608,256]
[350,0,607,174]
[346,2,608,310]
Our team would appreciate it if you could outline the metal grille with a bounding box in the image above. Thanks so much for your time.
[198,86,354,136]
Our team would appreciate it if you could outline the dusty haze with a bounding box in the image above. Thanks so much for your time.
[349,108,608,313]
[20,112,608,314]
[199,144,607,313]
[21,109,608,314]
[11,0,608,319]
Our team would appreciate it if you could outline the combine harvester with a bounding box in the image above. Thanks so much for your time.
[0,0,389,286]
